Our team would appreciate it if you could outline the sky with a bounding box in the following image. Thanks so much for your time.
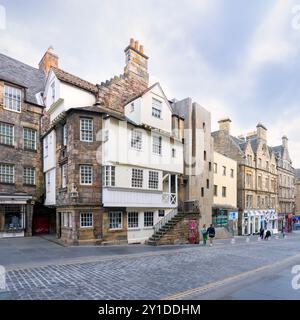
[1,0,300,166]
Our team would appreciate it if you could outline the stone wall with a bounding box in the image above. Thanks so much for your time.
[0,81,44,202]
[102,210,128,244]
[156,213,200,245]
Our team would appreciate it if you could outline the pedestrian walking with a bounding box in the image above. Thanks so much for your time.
[281,227,286,239]
[207,224,216,246]
[259,227,264,240]
[264,230,271,240]
[200,224,208,246]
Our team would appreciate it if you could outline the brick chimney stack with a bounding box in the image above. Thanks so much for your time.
[124,38,149,86]
[39,46,59,74]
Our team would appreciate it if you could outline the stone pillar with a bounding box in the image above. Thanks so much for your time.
[25,204,33,237]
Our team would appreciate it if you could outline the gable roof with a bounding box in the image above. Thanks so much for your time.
[52,67,98,93]
[0,53,46,106]
[124,82,173,113]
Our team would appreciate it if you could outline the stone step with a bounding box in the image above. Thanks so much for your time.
[147,240,159,246]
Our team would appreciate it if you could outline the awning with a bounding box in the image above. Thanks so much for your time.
[0,193,32,204]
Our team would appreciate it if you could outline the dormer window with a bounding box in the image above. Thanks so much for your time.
[4,85,21,112]
[130,103,134,112]
[152,98,162,119]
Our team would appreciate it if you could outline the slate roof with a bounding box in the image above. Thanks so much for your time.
[52,67,98,93]
[0,53,46,106]
[295,169,300,179]
[272,145,284,157]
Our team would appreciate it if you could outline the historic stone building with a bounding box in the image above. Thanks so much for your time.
[294,169,300,220]
[213,119,279,235]
[0,53,50,238]
[272,136,295,232]
[41,40,186,245]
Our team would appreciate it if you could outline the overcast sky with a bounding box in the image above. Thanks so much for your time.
[1,0,300,166]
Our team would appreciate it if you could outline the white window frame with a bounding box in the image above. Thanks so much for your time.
[62,164,67,188]
[103,166,115,187]
[132,168,143,188]
[152,98,162,119]
[3,85,22,112]
[152,135,162,155]
[109,211,123,230]
[80,118,93,142]
[128,212,139,229]
[144,211,154,227]
[63,124,67,146]
[131,130,142,150]
[80,212,93,228]
[80,165,93,185]
[0,164,14,184]
[148,171,159,189]
[24,167,36,185]
[23,128,37,150]
[44,136,49,158]
[63,212,69,228]
[0,122,14,146]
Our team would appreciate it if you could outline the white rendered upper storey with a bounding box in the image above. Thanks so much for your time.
[102,83,184,208]
[44,69,96,123]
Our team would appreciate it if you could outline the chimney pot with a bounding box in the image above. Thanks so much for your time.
[139,45,144,54]
[130,38,135,47]
[134,40,139,50]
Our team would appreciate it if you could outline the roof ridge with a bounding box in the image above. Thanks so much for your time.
[52,67,96,87]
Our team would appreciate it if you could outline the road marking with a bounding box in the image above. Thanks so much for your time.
[162,253,300,300]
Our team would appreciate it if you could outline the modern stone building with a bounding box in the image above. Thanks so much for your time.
[213,119,279,235]
[172,99,214,228]
[0,53,51,238]
[213,151,238,233]
[272,136,295,232]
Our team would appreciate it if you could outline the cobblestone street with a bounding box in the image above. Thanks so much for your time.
[1,233,300,300]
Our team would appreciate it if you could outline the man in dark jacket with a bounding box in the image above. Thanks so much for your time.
[265,230,271,240]
[207,224,216,246]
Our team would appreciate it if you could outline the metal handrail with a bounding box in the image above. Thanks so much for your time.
[153,208,178,234]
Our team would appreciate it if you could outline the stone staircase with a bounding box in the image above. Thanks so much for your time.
[147,210,185,246]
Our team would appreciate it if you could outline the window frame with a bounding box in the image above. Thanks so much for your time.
[128,212,139,229]
[3,85,22,113]
[80,212,93,228]
[152,135,162,155]
[80,165,93,185]
[131,129,142,151]
[23,128,37,151]
[144,211,154,227]
[0,122,14,146]
[148,171,159,189]
[23,167,36,186]
[0,164,14,184]
[80,118,93,142]
[131,168,143,188]
[61,164,67,188]
[103,166,115,187]
[109,211,123,230]
[152,98,162,119]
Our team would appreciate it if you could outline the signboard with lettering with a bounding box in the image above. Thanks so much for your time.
[228,211,238,221]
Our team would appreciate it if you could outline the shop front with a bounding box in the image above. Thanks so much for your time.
[241,210,278,235]
[0,194,33,238]
[212,206,239,234]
